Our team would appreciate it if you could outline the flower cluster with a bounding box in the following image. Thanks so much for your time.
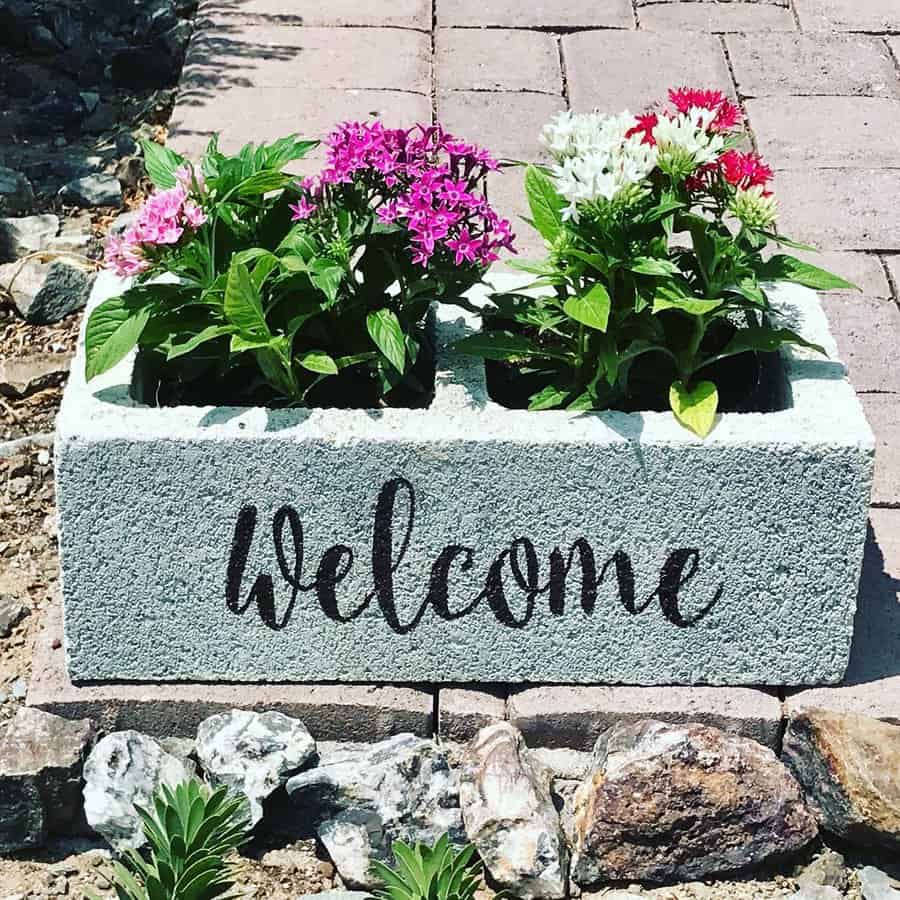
[105,166,207,277]
[541,87,777,229]
[290,121,514,268]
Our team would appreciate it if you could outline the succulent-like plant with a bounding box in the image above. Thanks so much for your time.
[86,778,250,900]
[372,835,482,900]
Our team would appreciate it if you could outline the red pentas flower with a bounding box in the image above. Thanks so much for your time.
[667,86,743,132]
[625,113,659,146]
[718,149,774,191]
[293,121,514,268]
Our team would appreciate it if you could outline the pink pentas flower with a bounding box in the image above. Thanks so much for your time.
[289,197,318,221]
[293,120,514,269]
[719,149,773,191]
[103,169,208,278]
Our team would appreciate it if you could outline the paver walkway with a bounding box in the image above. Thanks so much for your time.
[167,0,900,709]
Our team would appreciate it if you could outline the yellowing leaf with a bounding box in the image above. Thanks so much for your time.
[669,380,719,438]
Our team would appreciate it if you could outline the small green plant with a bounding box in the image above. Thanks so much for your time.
[372,835,481,900]
[86,778,250,900]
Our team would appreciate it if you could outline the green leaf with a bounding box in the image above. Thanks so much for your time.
[84,293,152,380]
[528,383,569,410]
[167,324,234,360]
[653,294,723,316]
[564,283,611,331]
[525,165,565,242]
[757,254,859,292]
[236,170,292,197]
[367,308,406,373]
[140,140,185,190]
[309,258,344,305]
[719,326,826,359]
[629,257,680,276]
[297,350,338,375]
[453,331,556,362]
[224,260,269,338]
[669,380,719,438]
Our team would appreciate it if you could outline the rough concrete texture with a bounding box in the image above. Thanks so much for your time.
[56,272,872,685]
[29,604,433,738]
[438,688,506,743]
[507,685,783,751]
[785,509,900,724]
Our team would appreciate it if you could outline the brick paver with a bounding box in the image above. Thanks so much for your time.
[196,0,431,28]
[438,0,634,29]
[794,0,900,32]
[728,34,900,97]
[862,395,900,507]
[748,97,900,169]
[436,29,562,94]
[563,31,734,112]
[639,3,796,32]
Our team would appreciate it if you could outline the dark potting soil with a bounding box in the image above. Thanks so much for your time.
[130,318,438,411]
[485,321,791,415]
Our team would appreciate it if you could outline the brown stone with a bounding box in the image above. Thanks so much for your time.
[0,353,71,399]
[783,708,900,851]
[727,34,899,98]
[570,720,818,885]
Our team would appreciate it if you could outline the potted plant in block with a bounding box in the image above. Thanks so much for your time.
[455,87,857,436]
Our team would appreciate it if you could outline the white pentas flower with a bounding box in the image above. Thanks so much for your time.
[652,107,725,168]
[540,111,658,221]
[729,185,778,229]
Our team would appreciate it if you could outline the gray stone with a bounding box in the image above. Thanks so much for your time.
[570,721,818,885]
[0,707,94,851]
[783,709,900,851]
[57,275,873,687]
[0,215,59,262]
[0,596,28,637]
[58,174,122,208]
[529,747,593,782]
[196,709,316,826]
[83,731,192,849]
[3,257,95,324]
[859,867,900,900]
[0,354,72,399]
[116,156,145,192]
[287,734,464,888]
[79,92,100,114]
[0,167,33,215]
[796,849,848,892]
[438,0,634,27]
[459,723,567,899]
[788,887,843,900]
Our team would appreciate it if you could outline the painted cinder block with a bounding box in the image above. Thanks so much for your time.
[56,272,873,685]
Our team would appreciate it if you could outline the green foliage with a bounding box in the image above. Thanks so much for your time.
[459,163,857,436]
[85,778,250,900]
[372,835,482,900]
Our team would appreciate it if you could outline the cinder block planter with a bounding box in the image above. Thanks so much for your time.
[56,272,873,686]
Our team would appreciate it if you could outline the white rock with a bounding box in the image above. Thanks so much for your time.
[287,733,464,889]
[195,709,315,826]
[859,866,900,900]
[0,215,59,261]
[459,723,568,900]
[83,731,192,850]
